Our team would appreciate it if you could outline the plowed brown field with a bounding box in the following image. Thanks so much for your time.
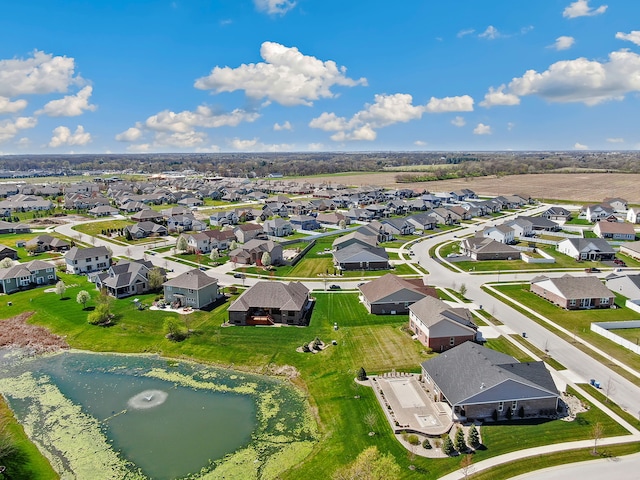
[297,172,640,203]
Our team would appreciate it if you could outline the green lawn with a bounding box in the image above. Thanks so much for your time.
[492,284,640,379]
[72,219,134,237]
[484,337,536,363]
[0,278,635,479]
[508,334,567,371]
[609,327,640,344]
[0,232,71,263]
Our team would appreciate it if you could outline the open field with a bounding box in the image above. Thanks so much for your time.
[294,172,640,203]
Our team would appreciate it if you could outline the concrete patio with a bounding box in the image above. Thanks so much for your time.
[369,372,453,436]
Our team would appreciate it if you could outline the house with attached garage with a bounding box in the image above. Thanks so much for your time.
[227,281,313,326]
[162,269,221,309]
[556,238,616,261]
[409,296,478,351]
[333,243,389,271]
[605,272,640,300]
[94,259,165,299]
[477,225,515,244]
[627,208,640,224]
[460,237,521,261]
[229,239,283,266]
[619,240,640,261]
[64,246,112,274]
[358,273,437,315]
[26,235,70,253]
[593,221,636,241]
[0,260,57,294]
[530,274,615,310]
[421,342,560,422]
[541,207,572,223]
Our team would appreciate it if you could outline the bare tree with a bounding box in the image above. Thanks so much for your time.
[591,422,604,455]
[604,377,616,404]
[459,283,467,298]
[363,411,377,435]
[460,454,474,479]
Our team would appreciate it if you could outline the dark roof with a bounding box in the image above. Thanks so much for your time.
[333,243,389,263]
[228,281,309,312]
[421,342,559,406]
[163,269,218,290]
[65,246,110,261]
[359,273,436,303]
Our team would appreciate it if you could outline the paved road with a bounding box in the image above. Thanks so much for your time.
[511,451,640,480]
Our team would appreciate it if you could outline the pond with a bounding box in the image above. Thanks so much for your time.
[0,351,318,480]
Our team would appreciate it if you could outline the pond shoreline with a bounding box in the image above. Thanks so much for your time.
[0,311,69,353]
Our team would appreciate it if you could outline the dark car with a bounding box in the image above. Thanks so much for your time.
[233,272,245,278]
[329,284,341,290]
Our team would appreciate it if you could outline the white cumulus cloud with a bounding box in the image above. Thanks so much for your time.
[616,31,640,46]
[229,137,294,151]
[49,125,91,147]
[451,116,466,127]
[507,49,640,105]
[330,125,377,142]
[479,85,520,107]
[425,95,474,113]
[0,96,27,114]
[414,140,427,146]
[36,86,96,117]
[194,41,367,106]
[473,123,492,135]
[254,0,296,15]
[273,121,292,131]
[0,50,81,97]
[0,117,37,143]
[153,131,207,148]
[145,106,259,133]
[606,137,624,143]
[115,127,143,142]
[574,142,589,150]
[563,0,607,18]
[479,26,501,40]
[553,36,576,51]
[308,112,351,132]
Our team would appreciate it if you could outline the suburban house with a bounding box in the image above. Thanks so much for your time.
[333,243,389,271]
[358,274,437,314]
[233,223,265,244]
[406,213,438,232]
[556,238,616,261]
[65,246,112,274]
[0,259,57,294]
[477,225,515,244]
[229,239,283,265]
[0,244,17,261]
[421,342,560,422]
[317,212,349,226]
[530,274,615,310]
[332,229,378,251]
[516,215,560,232]
[603,197,628,213]
[460,237,521,261]
[167,214,206,233]
[263,218,293,237]
[227,281,313,326]
[409,296,478,351]
[626,208,640,224]
[162,269,221,309]
[0,220,30,234]
[605,273,640,300]
[94,259,165,299]
[289,215,321,231]
[619,240,640,260]
[25,235,70,253]
[541,207,572,223]
[180,229,236,254]
[123,221,168,239]
[130,209,164,223]
[504,218,534,238]
[209,210,238,227]
[593,221,636,241]
[379,218,415,236]
[88,205,120,217]
[584,204,616,222]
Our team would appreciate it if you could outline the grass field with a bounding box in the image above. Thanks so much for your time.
[0,273,636,479]
[491,284,640,378]
[71,219,134,237]
[0,232,71,264]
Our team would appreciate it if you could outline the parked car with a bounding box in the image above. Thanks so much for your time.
[233,272,245,278]
[329,284,341,290]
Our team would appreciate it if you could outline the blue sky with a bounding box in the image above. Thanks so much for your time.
[1,0,639,154]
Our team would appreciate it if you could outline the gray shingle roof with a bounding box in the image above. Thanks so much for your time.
[359,273,435,304]
[228,281,309,312]
[163,269,218,290]
[65,246,110,261]
[421,342,559,406]
[409,296,476,329]
[531,274,614,299]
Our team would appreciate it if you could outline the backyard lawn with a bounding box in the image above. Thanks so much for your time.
[72,219,134,237]
[0,232,71,264]
[0,278,635,479]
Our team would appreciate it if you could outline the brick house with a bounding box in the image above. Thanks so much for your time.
[530,274,615,310]
[421,342,560,422]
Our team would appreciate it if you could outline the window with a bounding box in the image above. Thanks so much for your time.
[449,337,455,346]
[48,275,54,280]
[511,400,517,411]
[600,297,609,304]
[498,401,504,412]
[569,299,576,306]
